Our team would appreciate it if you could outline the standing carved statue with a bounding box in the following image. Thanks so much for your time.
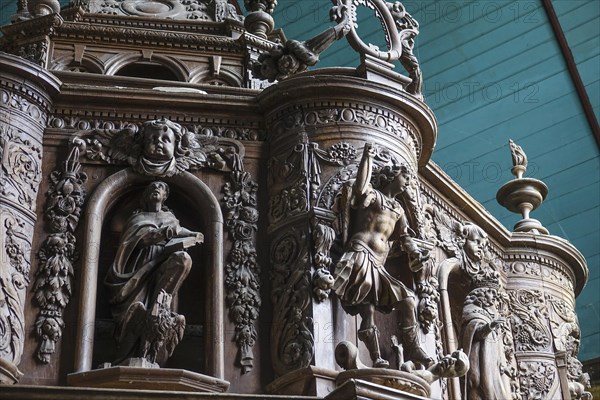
[332,143,431,368]
[105,181,203,366]
[460,266,512,400]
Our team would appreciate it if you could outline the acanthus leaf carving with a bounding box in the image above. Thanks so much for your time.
[270,228,314,376]
[508,289,551,352]
[517,360,557,400]
[0,212,31,370]
[33,145,87,363]
[223,155,261,374]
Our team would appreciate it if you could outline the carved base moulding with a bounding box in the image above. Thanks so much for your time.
[0,358,23,385]
[67,366,230,393]
[266,366,338,396]
[324,378,430,400]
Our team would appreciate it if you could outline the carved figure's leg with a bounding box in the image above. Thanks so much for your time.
[398,297,434,367]
[358,304,389,368]
[151,251,192,309]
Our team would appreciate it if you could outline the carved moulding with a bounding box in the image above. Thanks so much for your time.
[68,119,260,374]
[48,118,264,142]
[32,146,87,363]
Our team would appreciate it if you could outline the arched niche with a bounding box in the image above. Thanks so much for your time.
[72,168,225,379]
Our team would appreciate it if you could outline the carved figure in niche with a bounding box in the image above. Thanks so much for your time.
[332,143,431,368]
[105,181,203,366]
[461,267,512,400]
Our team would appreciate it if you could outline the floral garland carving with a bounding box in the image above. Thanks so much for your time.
[33,146,87,363]
[223,155,261,374]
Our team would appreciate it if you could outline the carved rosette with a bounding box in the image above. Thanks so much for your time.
[33,146,87,364]
[223,160,261,374]
[0,52,60,383]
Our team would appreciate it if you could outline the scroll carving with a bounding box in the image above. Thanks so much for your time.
[0,212,31,374]
[508,289,551,352]
[223,158,261,374]
[0,126,42,212]
[33,146,87,363]
[518,361,557,400]
[270,229,314,376]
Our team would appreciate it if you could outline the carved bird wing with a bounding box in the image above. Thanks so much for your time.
[164,314,186,357]
[107,127,140,165]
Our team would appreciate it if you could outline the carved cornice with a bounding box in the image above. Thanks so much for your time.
[0,53,62,118]
[258,71,437,168]
[505,232,587,296]
[55,22,244,53]
[0,13,63,39]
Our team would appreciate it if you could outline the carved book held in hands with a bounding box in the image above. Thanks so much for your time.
[164,234,204,254]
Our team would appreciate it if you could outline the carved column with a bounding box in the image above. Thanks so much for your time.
[258,67,437,396]
[504,233,589,399]
[0,52,60,383]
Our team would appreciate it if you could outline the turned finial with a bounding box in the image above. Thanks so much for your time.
[509,139,528,179]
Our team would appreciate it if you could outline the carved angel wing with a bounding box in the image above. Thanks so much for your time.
[433,207,463,257]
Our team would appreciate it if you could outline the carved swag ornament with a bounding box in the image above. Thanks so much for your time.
[33,146,87,363]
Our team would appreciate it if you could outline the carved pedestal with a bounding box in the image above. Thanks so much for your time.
[259,67,437,396]
[504,233,589,399]
[0,52,60,384]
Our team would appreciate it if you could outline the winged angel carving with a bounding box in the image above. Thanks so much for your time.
[74,118,235,177]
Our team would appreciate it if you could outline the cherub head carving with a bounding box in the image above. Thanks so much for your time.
[462,223,488,262]
[141,119,185,161]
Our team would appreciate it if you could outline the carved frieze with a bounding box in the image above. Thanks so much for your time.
[49,117,264,141]
[83,0,243,22]
[0,88,47,127]
[269,106,415,151]
[0,126,42,213]
[223,158,261,374]
[33,146,87,363]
